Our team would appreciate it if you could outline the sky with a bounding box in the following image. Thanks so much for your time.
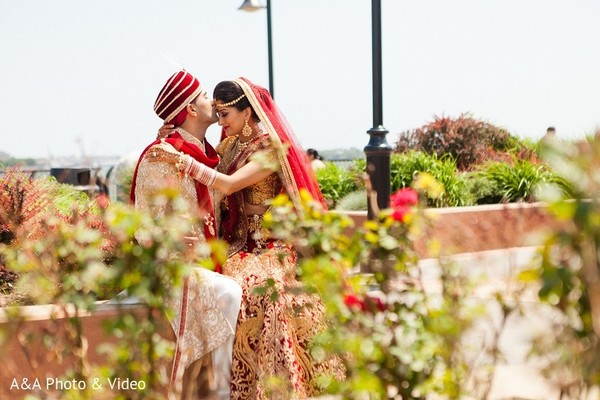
[1,1,599,161]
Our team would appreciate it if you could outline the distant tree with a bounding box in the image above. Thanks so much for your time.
[319,148,365,161]
[1,158,37,167]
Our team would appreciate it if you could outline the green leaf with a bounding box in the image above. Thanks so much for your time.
[379,235,399,250]
[517,268,539,282]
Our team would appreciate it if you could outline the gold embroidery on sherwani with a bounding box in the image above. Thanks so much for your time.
[134,152,233,377]
[168,268,232,369]
[135,156,198,222]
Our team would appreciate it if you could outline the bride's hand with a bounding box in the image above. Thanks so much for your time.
[146,146,181,165]
[157,123,175,139]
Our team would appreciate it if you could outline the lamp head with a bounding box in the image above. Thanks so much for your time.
[239,0,265,12]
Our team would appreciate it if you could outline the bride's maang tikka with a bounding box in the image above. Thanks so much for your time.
[214,94,246,108]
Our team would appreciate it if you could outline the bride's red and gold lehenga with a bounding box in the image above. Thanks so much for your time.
[215,78,342,399]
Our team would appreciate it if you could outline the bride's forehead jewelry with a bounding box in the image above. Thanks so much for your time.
[213,94,246,108]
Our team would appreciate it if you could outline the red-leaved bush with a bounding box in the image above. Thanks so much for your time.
[0,167,56,244]
[0,168,115,297]
[0,168,58,293]
[395,113,536,170]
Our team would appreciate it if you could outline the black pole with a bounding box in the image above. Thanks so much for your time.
[266,0,274,98]
[364,0,391,219]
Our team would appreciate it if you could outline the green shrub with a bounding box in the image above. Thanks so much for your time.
[113,160,135,202]
[475,156,572,203]
[462,172,502,205]
[355,152,471,207]
[514,136,541,155]
[51,179,94,215]
[335,189,367,211]
[315,162,360,207]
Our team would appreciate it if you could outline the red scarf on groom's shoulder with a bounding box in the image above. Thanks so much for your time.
[130,132,220,240]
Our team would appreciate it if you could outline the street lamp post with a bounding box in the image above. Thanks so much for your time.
[239,0,274,98]
[364,0,392,219]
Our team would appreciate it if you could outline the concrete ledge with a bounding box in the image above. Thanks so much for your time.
[338,202,560,257]
[0,300,143,323]
[0,302,174,399]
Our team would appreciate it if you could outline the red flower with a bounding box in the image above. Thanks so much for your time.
[95,194,110,210]
[344,293,387,313]
[390,188,418,222]
[392,206,411,222]
[364,294,387,312]
[343,293,365,311]
[390,188,418,209]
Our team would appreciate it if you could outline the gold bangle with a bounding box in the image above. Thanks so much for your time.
[175,153,187,172]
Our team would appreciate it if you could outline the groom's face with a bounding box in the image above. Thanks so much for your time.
[192,90,217,124]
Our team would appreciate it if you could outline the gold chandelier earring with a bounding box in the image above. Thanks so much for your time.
[241,119,253,138]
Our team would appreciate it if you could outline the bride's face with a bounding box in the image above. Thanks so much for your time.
[216,106,249,137]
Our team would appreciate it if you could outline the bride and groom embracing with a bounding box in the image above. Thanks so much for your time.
[131,70,342,399]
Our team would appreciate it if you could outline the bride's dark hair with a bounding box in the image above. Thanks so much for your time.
[213,81,259,122]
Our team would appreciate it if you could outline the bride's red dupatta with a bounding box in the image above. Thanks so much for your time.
[234,77,327,210]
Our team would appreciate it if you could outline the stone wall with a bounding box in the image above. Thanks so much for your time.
[0,303,173,399]
[340,202,562,257]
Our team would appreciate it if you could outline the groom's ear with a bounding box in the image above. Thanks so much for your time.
[187,103,197,116]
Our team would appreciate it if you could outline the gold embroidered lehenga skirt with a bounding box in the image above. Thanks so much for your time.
[222,241,338,399]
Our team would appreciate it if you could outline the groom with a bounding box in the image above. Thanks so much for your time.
[130,70,241,399]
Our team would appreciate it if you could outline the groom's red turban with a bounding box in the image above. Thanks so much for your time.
[153,70,202,126]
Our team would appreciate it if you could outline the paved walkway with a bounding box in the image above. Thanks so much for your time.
[417,246,597,400]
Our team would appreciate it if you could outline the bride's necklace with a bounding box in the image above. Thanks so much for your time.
[238,130,262,150]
